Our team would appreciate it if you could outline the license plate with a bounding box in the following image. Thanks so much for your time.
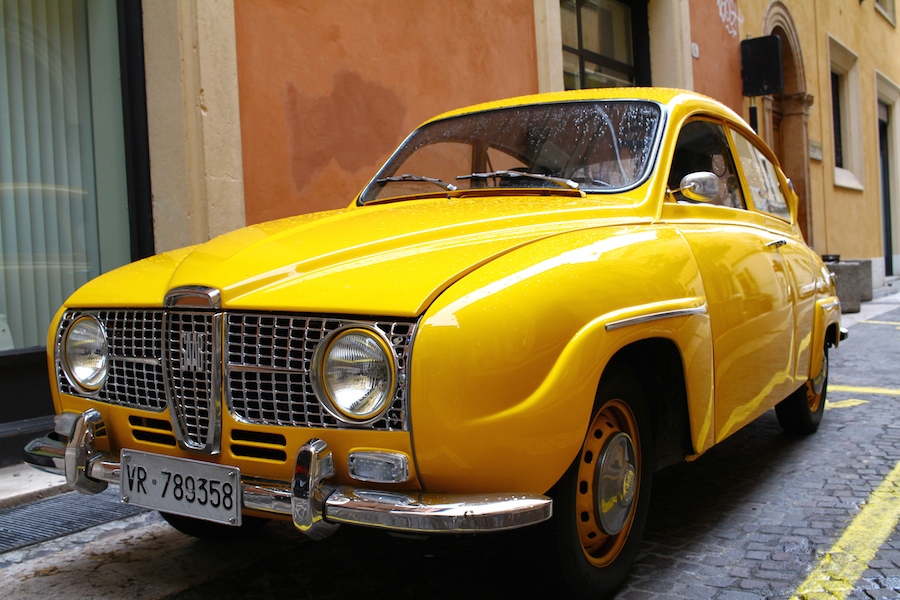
[120,450,242,526]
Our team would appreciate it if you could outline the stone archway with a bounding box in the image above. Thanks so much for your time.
[761,3,814,244]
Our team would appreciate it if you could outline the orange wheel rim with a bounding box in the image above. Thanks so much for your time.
[575,398,640,568]
[807,385,823,412]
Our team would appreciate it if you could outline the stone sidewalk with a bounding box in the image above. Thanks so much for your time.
[0,462,69,510]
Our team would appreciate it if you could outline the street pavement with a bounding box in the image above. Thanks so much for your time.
[1,289,899,599]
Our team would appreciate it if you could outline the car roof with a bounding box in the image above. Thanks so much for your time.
[424,87,753,148]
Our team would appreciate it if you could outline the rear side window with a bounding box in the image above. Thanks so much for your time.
[732,131,791,221]
[667,120,744,209]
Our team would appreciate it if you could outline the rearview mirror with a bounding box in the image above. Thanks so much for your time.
[675,172,722,203]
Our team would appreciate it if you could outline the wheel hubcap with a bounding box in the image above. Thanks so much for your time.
[595,432,637,535]
[575,398,640,567]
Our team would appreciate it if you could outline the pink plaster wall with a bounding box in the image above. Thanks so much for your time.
[234,1,541,224]
[688,0,743,114]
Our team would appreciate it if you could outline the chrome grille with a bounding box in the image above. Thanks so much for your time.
[165,311,218,450]
[57,310,167,411]
[225,314,413,431]
[56,309,414,436]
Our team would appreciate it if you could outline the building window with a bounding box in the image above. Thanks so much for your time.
[876,72,900,278]
[0,0,133,351]
[828,36,863,189]
[831,72,844,169]
[561,0,638,89]
[876,0,896,25]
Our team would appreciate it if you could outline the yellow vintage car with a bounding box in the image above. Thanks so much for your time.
[26,88,843,597]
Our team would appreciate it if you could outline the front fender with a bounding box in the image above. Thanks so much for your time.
[809,295,842,379]
[409,225,713,494]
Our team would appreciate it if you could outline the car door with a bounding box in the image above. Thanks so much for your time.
[660,118,796,443]
[730,127,817,389]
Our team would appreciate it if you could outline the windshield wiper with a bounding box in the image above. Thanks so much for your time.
[457,170,580,191]
[376,174,458,191]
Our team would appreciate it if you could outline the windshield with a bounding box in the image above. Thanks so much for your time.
[359,100,662,204]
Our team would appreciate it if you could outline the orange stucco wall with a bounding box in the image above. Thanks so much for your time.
[234,1,540,224]
[688,0,743,113]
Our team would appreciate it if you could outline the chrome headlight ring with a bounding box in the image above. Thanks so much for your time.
[60,314,110,394]
[311,325,397,426]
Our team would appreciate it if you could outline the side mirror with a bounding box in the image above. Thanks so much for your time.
[674,172,722,203]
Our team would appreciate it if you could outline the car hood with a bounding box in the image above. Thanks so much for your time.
[67,195,647,316]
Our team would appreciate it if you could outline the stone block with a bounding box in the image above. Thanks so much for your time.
[828,261,861,314]
[848,259,873,302]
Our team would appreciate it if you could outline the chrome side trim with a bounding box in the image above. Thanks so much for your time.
[819,299,841,311]
[605,304,708,331]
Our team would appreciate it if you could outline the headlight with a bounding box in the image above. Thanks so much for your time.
[62,315,109,392]
[315,328,395,423]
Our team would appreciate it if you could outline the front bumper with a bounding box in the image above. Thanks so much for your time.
[24,409,552,538]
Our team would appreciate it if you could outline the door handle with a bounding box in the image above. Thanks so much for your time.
[766,239,787,250]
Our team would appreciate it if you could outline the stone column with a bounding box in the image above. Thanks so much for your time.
[143,0,247,253]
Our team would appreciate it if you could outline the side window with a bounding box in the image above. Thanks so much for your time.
[667,120,745,209]
[732,131,791,221]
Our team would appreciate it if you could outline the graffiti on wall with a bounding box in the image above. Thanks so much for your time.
[717,0,743,38]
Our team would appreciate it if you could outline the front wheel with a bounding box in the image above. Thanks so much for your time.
[549,369,653,598]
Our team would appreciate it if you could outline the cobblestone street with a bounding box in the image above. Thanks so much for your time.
[2,297,899,600]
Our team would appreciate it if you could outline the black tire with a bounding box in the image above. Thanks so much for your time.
[160,512,268,541]
[776,345,828,435]
[548,368,653,599]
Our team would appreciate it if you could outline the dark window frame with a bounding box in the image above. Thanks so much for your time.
[118,0,155,261]
[831,71,844,169]
[561,0,651,89]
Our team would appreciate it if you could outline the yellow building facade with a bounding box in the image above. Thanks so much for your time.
[709,0,900,286]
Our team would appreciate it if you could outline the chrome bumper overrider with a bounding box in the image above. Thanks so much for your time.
[24,410,552,538]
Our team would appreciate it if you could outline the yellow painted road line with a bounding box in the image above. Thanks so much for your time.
[790,459,900,599]
[824,399,869,410]
[861,320,900,325]
[829,385,900,396]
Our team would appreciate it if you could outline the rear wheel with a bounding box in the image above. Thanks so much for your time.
[160,512,268,541]
[776,345,828,434]
[550,369,653,598]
